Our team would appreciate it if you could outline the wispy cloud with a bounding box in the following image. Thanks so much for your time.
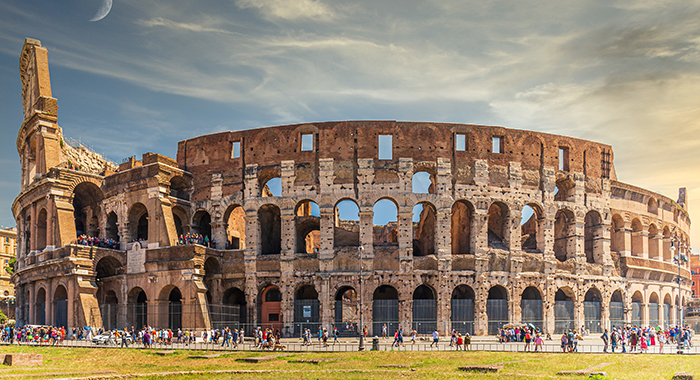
[135,17,234,34]
[236,0,336,21]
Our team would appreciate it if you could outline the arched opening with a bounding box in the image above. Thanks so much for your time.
[373,285,399,336]
[611,214,625,254]
[191,210,212,245]
[630,219,643,257]
[334,200,360,247]
[412,285,436,334]
[583,288,602,333]
[584,210,603,264]
[53,285,68,328]
[663,294,672,325]
[128,203,148,242]
[520,286,543,331]
[631,291,643,326]
[554,209,575,262]
[648,224,659,260]
[100,290,118,330]
[373,199,398,246]
[663,227,672,262]
[554,288,575,333]
[35,287,46,325]
[167,287,182,331]
[412,171,435,194]
[334,287,358,336]
[258,204,281,255]
[521,204,544,253]
[649,292,659,327]
[295,200,320,254]
[259,286,282,331]
[24,212,31,253]
[412,202,436,256]
[647,197,658,214]
[224,204,246,249]
[487,285,508,334]
[451,285,475,334]
[554,177,575,202]
[73,182,104,238]
[610,290,625,328]
[261,177,281,197]
[451,201,473,255]
[211,287,246,330]
[37,208,47,250]
[169,175,189,201]
[105,212,119,242]
[487,202,509,250]
[294,285,319,335]
[128,287,148,329]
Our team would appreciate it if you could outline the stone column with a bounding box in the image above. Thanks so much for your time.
[46,195,55,249]
[30,202,37,253]
[358,211,374,272]
[436,207,451,271]
[319,209,334,272]
[600,301,610,332]
[397,211,413,273]
[211,222,227,250]
[474,287,487,335]
[640,231,649,259]
[642,302,649,327]
[319,275,331,330]
[621,222,632,257]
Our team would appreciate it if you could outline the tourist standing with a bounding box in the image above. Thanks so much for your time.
[430,329,439,348]
[601,329,609,353]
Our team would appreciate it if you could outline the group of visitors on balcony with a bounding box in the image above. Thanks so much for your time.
[177,233,212,247]
[75,234,120,250]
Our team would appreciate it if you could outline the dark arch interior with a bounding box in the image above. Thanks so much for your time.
[335,287,357,301]
[373,285,398,300]
[204,257,221,275]
[521,286,541,300]
[259,205,281,254]
[169,288,182,303]
[54,285,68,300]
[488,286,508,300]
[585,289,602,302]
[295,285,318,300]
[223,287,246,305]
[610,291,623,302]
[264,287,282,302]
[452,285,475,299]
[413,285,435,300]
[555,289,573,301]
[95,256,123,279]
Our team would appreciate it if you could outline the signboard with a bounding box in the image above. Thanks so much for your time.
[303,305,312,318]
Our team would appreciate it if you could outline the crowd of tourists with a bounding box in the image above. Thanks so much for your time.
[600,325,693,353]
[0,325,67,345]
[75,234,121,250]
[177,233,213,247]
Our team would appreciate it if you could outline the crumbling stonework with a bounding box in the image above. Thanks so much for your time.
[12,39,693,337]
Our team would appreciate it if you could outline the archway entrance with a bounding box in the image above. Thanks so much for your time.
[412,285,436,334]
[53,285,68,328]
[168,288,182,331]
[294,285,320,335]
[649,293,659,327]
[334,287,358,337]
[35,288,46,325]
[451,285,475,334]
[373,285,398,336]
[584,288,602,333]
[554,288,574,333]
[128,288,148,329]
[520,287,543,331]
[259,286,282,331]
[211,287,246,330]
[487,286,508,335]
[631,292,643,326]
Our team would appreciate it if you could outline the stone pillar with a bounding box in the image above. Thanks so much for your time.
[30,202,37,253]
[120,222,131,251]
[46,195,55,249]
[281,210,295,256]
[436,279,450,335]
[397,211,413,273]
[474,287,487,335]
[642,302,649,327]
[640,231,649,259]
[211,222,227,250]
[600,301,610,332]
[621,223,632,257]
[436,208,451,271]
[280,283,293,336]
[319,275,331,330]
[544,285,555,335]
[358,211,374,272]
[319,208,334,272]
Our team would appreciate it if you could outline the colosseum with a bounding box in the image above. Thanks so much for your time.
[12,38,692,337]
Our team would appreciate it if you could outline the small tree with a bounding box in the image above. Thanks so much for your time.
[0,309,8,324]
[5,258,15,276]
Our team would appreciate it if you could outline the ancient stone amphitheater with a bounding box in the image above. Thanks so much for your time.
[12,38,692,336]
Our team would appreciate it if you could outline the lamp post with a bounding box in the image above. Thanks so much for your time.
[671,238,688,354]
[358,244,365,351]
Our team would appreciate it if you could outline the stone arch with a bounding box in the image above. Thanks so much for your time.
[611,214,625,254]
[520,286,543,330]
[663,226,672,261]
[128,287,148,329]
[663,293,673,325]
[647,197,658,214]
[54,284,68,328]
[99,289,118,330]
[373,284,399,335]
[451,200,474,255]
[554,177,575,202]
[192,209,212,243]
[295,200,320,254]
[648,224,659,260]
[171,206,188,238]
[412,170,435,194]
[167,287,182,331]
[554,209,576,262]
[259,285,282,331]
[105,211,119,242]
[584,210,604,264]
[521,203,544,253]
[72,181,104,238]
[128,203,149,242]
[631,290,643,326]
[294,284,320,335]
[609,289,625,328]
[412,202,436,256]
[260,173,282,197]
[451,285,475,334]
[334,199,360,247]
[169,175,190,201]
[649,291,660,327]
[412,284,437,334]
[334,286,358,332]
[223,203,246,249]
[583,287,602,333]
[554,287,575,332]
[373,198,399,246]
[630,218,643,257]
[487,202,509,249]
[37,207,47,250]
[487,285,509,334]
[95,255,124,279]
[211,287,247,329]
[35,287,46,325]
[258,204,281,255]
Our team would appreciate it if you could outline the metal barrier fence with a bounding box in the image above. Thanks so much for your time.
[554,301,574,333]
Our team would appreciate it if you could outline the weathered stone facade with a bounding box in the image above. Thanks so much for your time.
[12,38,692,336]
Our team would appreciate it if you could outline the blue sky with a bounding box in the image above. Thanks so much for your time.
[0,0,699,247]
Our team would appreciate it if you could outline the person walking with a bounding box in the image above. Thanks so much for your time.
[601,329,609,353]
[430,329,439,348]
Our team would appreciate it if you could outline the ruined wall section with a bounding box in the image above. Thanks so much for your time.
[59,141,117,175]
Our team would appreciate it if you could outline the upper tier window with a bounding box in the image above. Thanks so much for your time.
[378,134,392,160]
[492,137,501,154]
[301,134,314,151]
[455,134,466,151]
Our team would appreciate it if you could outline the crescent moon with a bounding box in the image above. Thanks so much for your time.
[90,0,113,22]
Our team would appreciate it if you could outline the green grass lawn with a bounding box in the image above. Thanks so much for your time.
[0,345,694,379]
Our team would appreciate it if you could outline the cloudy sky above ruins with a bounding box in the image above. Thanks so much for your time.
[0,0,699,247]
